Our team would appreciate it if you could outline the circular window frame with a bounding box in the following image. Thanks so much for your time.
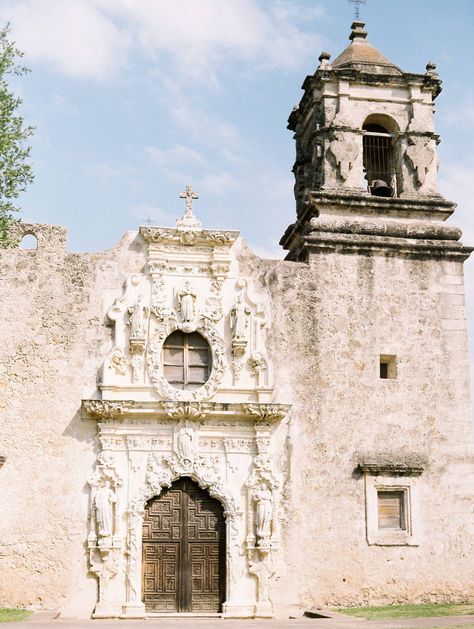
[148,322,227,401]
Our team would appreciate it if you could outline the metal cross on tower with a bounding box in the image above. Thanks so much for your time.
[348,0,367,20]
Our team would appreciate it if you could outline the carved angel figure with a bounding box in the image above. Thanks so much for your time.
[178,282,196,323]
[127,296,148,338]
[230,294,250,340]
[94,480,117,537]
[254,484,273,543]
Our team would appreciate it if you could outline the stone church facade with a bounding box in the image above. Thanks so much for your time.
[1,22,474,618]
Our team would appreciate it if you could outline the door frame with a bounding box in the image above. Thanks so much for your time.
[141,477,226,613]
[122,470,240,618]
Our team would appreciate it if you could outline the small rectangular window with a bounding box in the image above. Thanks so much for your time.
[380,354,397,379]
[377,491,406,530]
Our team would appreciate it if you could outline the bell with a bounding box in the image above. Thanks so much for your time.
[370,179,392,197]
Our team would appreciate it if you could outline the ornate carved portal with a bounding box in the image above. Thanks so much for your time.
[142,478,226,613]
[85,205,290,618]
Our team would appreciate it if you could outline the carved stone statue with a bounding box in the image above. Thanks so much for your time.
[248,557,274,603]
[177,425,195,464]
[178,282,196,323]
[230,294,250,340]
[254,485,273,544]
[127,296,147,338]
[94,480,117,538]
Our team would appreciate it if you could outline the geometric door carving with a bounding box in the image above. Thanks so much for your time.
[142,477,226,613]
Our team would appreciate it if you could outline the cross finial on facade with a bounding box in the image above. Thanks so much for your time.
[176,184,202,229]
[180,185,199,213]
[348,0,366,20]
[143,213,153,226]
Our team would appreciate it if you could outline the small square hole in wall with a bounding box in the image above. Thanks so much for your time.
[380,354,397,379]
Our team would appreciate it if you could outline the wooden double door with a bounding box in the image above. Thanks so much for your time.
[142,477,226,613]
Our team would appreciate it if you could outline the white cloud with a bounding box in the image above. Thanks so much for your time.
[1,0,324,81]
[0,0,130,80]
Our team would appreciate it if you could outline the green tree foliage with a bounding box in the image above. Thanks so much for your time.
[0,24,34,245]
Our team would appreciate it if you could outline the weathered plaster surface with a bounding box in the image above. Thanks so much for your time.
[2,218,473,617]
[241,247,474,611]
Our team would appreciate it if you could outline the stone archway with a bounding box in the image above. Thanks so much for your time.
[142,477,226,613]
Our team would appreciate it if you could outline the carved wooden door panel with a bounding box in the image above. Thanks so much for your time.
[142,477,226,613]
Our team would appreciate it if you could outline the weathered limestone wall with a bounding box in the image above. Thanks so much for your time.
[241,247,474,610]
[0,225,147,614]
[1,223,473,615]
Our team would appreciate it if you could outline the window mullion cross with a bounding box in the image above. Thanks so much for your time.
[183,334,189,388]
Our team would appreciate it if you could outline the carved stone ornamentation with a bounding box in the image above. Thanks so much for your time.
[177,281,197,331]
[109,348,128,376]
[405,137,435,187]
[175,421,199,465]
[165,401,207,420]
[246,453,280,552]
[147,317,227,402]
[83,400,135,420]
[248,554,275,618]
[243,404,288,424]
[127,296,149,339]
[327,132,360,182]
[87,451,124,617]
[231,294,251,342]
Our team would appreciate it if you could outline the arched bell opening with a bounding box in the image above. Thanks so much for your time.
[142,477,226,614]
[362,114,399,197]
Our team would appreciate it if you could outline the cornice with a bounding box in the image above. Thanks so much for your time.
[356,452,427,476]
[82,399,291,424]
[139,226,239,248]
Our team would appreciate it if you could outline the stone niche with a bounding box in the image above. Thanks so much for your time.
[82,206,290,618]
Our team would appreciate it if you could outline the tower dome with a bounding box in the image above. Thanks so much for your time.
[332,21,403,76]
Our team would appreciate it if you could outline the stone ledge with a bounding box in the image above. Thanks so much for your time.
[356,451,427,476]
[298,232,473,262]
[82,399,291,423]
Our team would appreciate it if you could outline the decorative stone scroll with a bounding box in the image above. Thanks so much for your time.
[83,400,135,420]
[82,400,135,419]
[243,403,289,424]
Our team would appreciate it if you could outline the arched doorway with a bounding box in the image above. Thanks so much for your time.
[142,477,226,613]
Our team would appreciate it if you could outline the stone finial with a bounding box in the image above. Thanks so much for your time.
[318,51,332,70]
[425,61,438,77]
[177,184,202,229]
[349,20,368,41]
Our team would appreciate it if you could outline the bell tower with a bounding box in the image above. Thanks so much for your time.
[280,21,464,262]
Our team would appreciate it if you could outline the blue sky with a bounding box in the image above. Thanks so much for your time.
[3,0,474,398]
[0,0,474,338]
[2,0,473,254]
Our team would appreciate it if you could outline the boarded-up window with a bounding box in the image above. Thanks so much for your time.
[163,331,211,390]
[377,491,406,530]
